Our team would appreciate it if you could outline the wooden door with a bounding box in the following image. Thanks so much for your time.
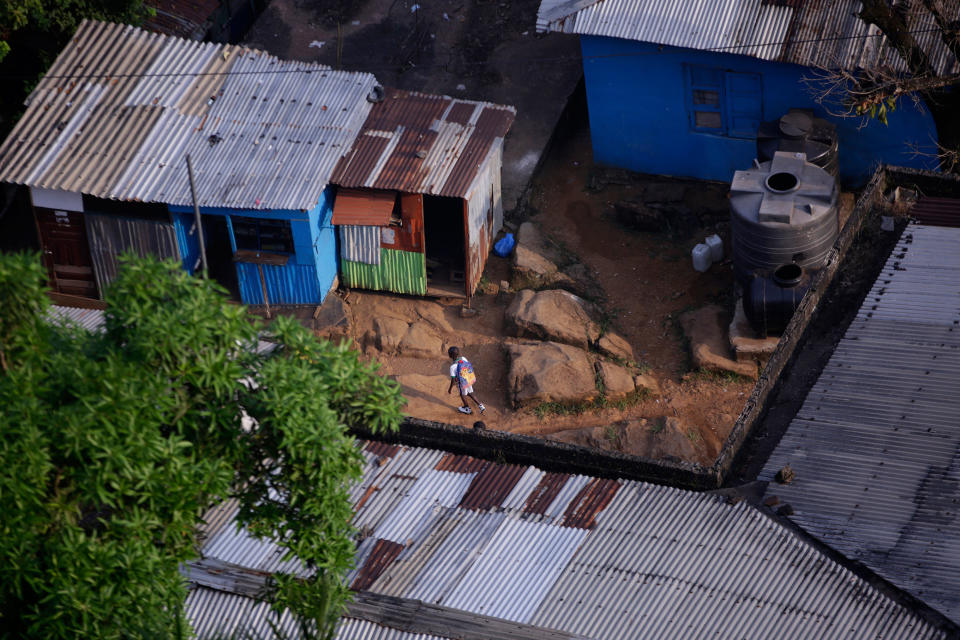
[35,208,98,298]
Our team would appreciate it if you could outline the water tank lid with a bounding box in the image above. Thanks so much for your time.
[779,111,813,138]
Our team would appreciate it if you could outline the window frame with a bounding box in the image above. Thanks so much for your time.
[231,216,295,255]
[684,65,762,139]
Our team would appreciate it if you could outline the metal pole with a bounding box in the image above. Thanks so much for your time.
[186,154,208,277]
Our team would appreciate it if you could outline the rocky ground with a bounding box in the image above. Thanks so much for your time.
[333,122,761,467]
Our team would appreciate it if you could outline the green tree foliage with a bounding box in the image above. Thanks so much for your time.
[0,0,150,62]
[0,254,404,639]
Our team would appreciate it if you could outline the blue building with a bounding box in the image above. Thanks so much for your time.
[0,20,378,305]
[537,0,950,186]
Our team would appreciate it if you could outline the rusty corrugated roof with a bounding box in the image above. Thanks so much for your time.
[331,88,515,199]
[331,188,396,226]
[144,0,219,40]
[911,196,960,228]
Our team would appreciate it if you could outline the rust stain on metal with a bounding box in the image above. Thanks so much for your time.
[459,463,527,510]
[911,197,960,228]
[331,88,514,198]
[561,478,620,529]
[364,441,402,458]
[435,453,488,474]
[524,472,571,515]
[440,107,513,198]
[353,483,381,512]
[350,538,404,591]
[446,102,476,125]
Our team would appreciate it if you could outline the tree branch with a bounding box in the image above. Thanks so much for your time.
[860,0,937,78]
[920,0,960,62]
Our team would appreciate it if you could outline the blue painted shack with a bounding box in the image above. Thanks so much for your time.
[0,20,377,305]
[536,0,955,186]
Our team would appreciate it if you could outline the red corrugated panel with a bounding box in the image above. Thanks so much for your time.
[459,463,527,510]
[335,135,390,189]
[351,539,404,590]
[331,88,515,198]
[446,102,477,125]
[365,441,402,458]
[434,453,488,474]
[561,478,621,529]
[332,189,396,225]
[524,473,571,515]
[440,107,514,197]
[911,197,960,228]
[144,0,219,38]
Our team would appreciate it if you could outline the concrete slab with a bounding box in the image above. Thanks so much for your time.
[243,0,583,213]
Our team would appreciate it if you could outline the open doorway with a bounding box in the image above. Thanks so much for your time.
[201,215,240,299]
[423,195,466,296]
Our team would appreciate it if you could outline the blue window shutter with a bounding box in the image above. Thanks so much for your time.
[725,72,763,138]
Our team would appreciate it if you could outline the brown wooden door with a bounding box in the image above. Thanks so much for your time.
[35,208,98,298]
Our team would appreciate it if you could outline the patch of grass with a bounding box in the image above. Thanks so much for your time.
[534,401,588,418]
[692,367,755,385]
[648,416,666,434]
[686,428,702,443]
[612,388,651,411]
[603,424,619,442]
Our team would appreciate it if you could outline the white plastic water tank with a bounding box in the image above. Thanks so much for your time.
[692,243,711,272]
[705,234,723,262]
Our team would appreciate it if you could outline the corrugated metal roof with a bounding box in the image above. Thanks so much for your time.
[536,0,960,75]
[0,20,376,211]
[332,88,516,198]
[760,222,960,626]
[195,441,947,639]
[48,305,106,331]
[912,196,960,228]
[144,0,218,40]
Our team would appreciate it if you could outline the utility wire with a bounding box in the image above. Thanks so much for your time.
[0,25,948,81]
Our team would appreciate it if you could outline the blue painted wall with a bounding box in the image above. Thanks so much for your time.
[168,203,334,305]
[172,212,201,275]
[308,186,338,300]
[581,36,939,186]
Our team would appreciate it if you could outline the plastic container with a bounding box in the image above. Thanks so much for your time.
[692,243,711,272]
[743,264,810,335]
[730,151,838,287]
[493,233,515,257]
[705,234,723,262]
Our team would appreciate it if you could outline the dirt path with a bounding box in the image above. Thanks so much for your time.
[343,121,753,467]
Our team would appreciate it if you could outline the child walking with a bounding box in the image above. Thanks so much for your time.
[447,346,485,415]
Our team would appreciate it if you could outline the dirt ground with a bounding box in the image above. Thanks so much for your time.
[342,118,755,466]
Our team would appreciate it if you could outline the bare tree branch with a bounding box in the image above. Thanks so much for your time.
[859,0,937,77]
[920,0,960,62]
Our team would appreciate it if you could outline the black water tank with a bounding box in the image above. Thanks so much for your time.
[757,109,839,177]
[730,151,838,287]
[744,263,811,336]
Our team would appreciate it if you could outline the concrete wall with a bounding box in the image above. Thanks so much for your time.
[581,36,939,187]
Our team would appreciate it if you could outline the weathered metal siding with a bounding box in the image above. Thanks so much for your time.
[236,262,321,305]
[331,89,515,199]
[172,211,202,274]
[84,213,179,294]
[339,225,381,264]
[537,0,960,75]
[341,249,426,296]
[48,305,105,332]
[464,143,503,294]
[760,222,960,626]
[0,20,376,211]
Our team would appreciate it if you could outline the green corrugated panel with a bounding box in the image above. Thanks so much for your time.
[342,249,426,295]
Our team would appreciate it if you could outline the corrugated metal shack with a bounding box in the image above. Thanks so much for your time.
[760,218,960,625]
[0,20,378,306]
[186,441,948,639]
[535,0,944,185]
[331,89,515,299]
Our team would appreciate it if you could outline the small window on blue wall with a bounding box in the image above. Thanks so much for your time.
[233,216,295,253]
[685,65,762,138]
